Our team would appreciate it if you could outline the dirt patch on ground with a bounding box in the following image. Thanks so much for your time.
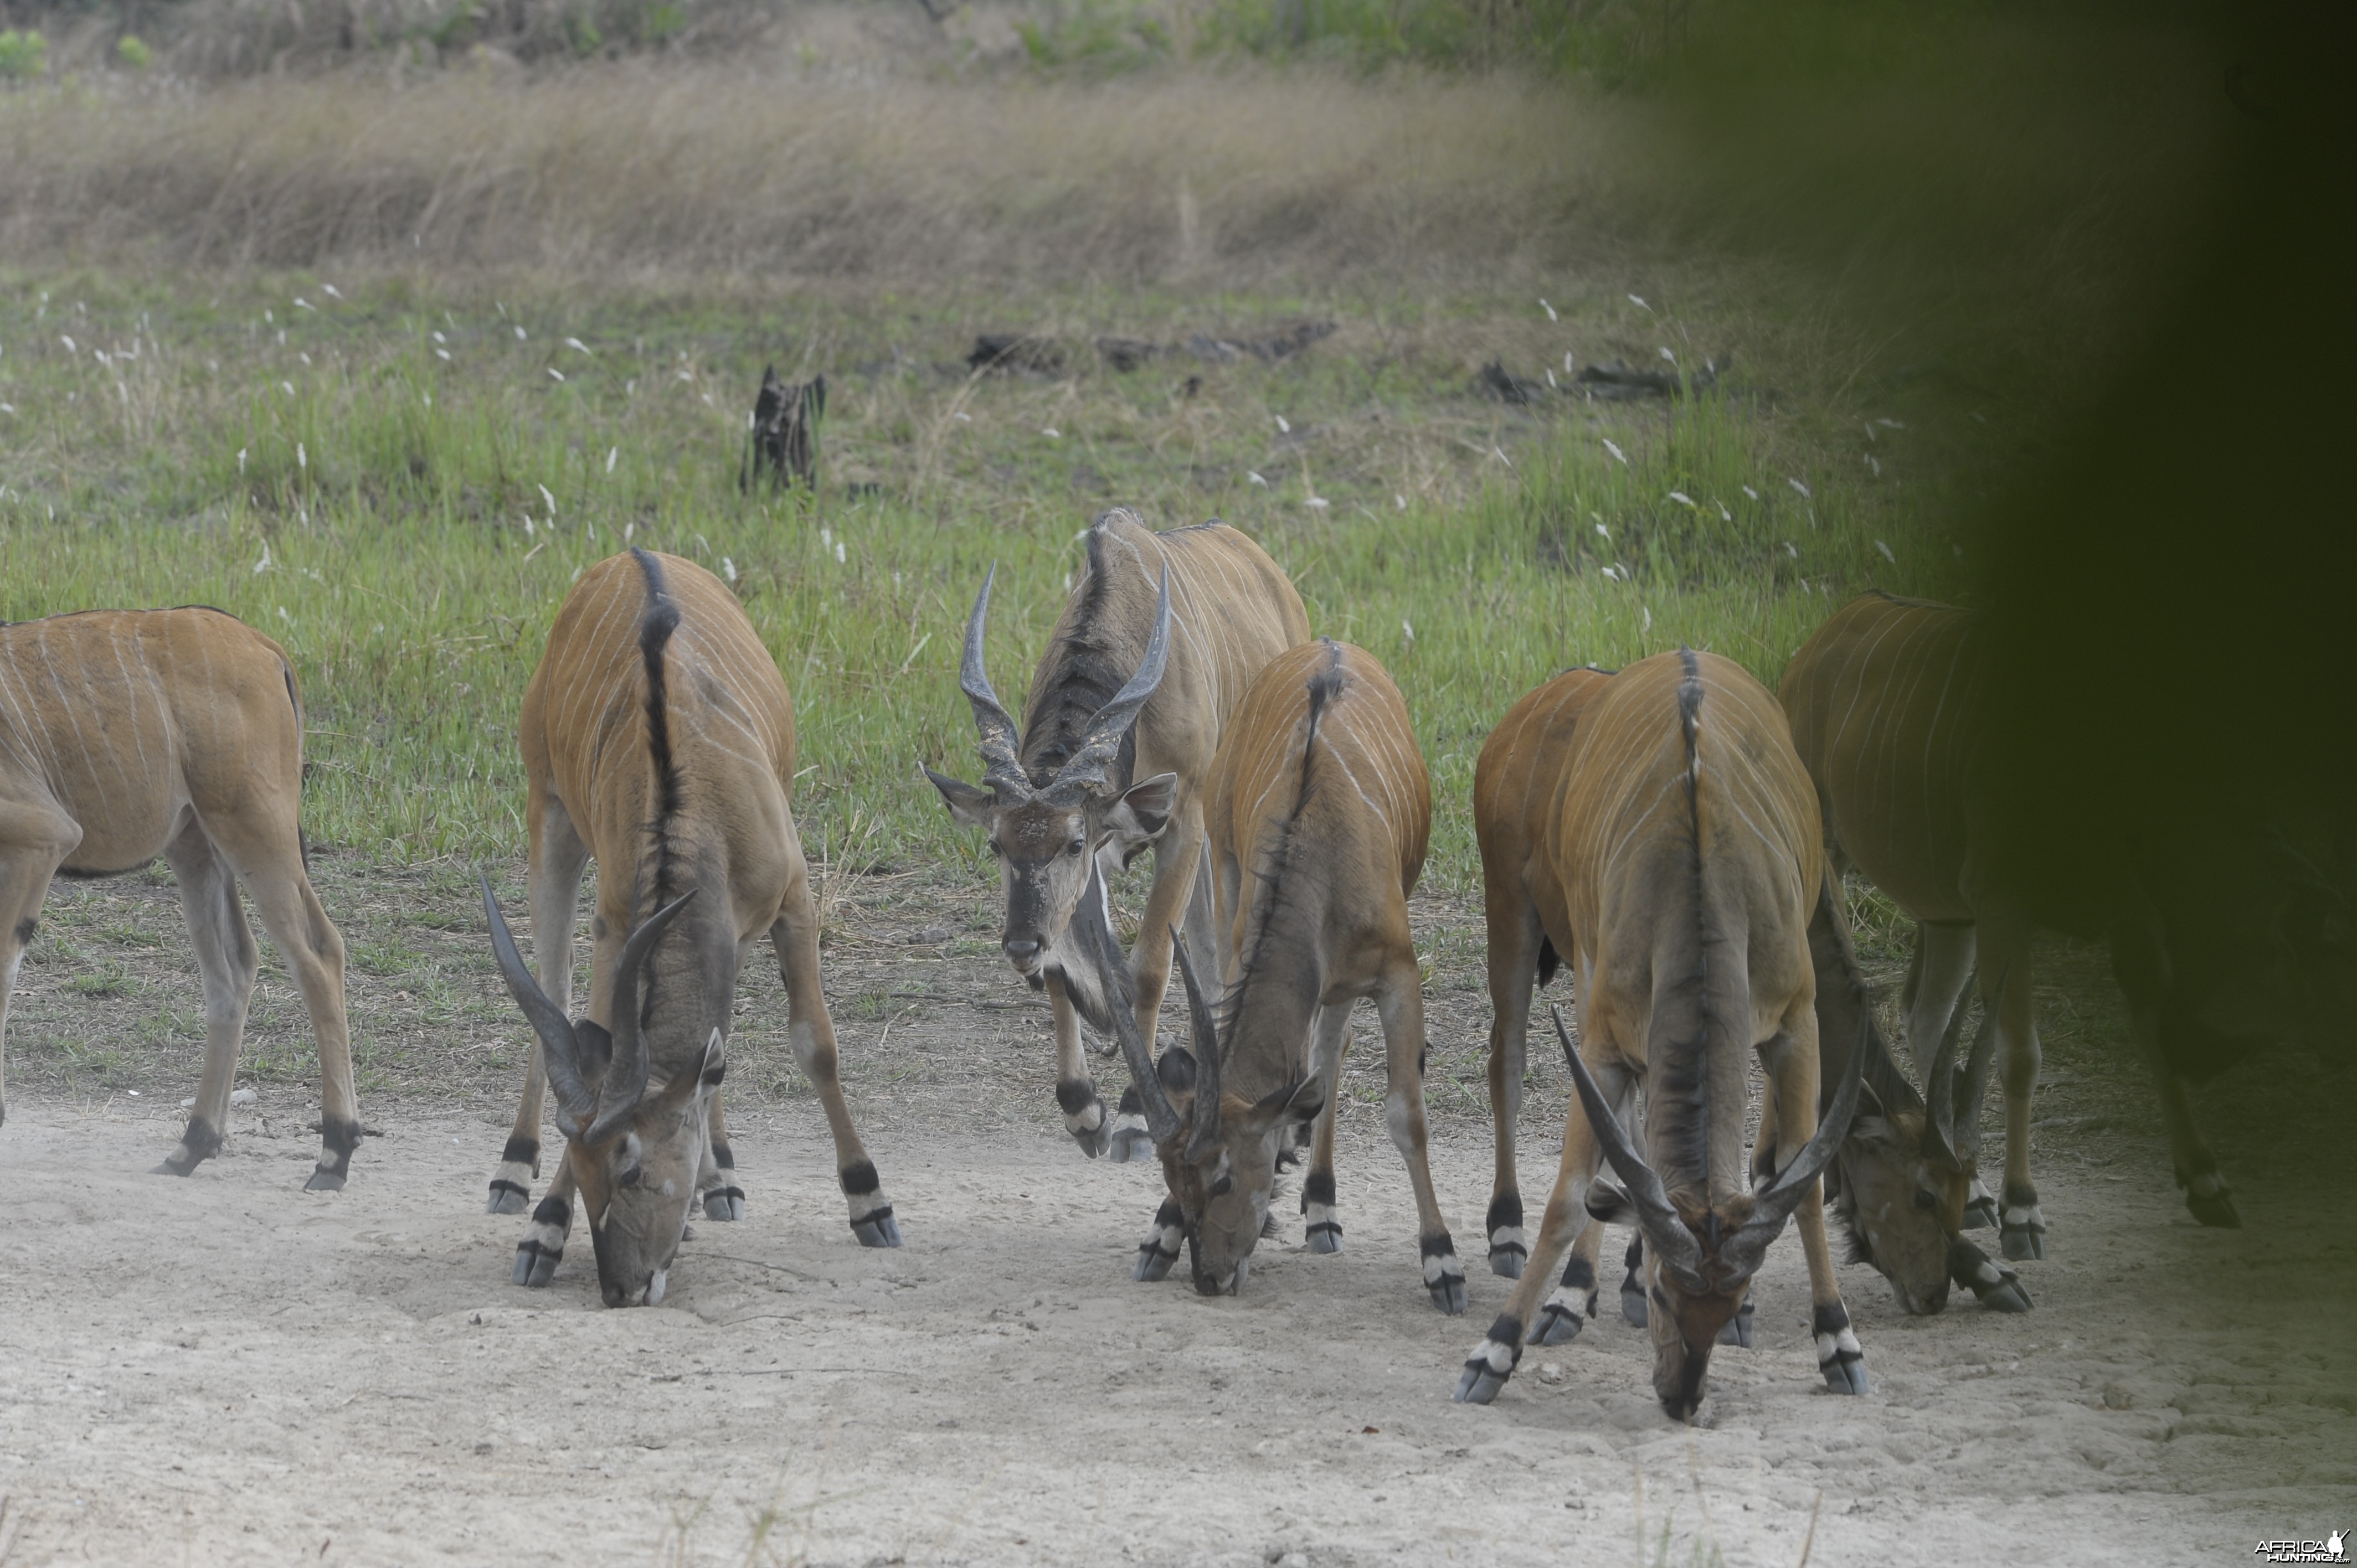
[2,870,2353,1565]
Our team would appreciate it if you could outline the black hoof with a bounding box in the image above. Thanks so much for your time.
[512,1243,559,1288]
[2185,1184,2242,1229]
[303,1168,347,1193]
[150,1157,197,1178]
[1716,1299,1754,1348]
[1422,1236,1467,1316]
[2001,1224,2046,1261]
[1455,1315,1523,1404]
[1620,1279,1648,1327]
[1814,1304,1867,1394]
[1978,1272,2033,1313]
[1070,1117,1111,1159]
[852,1213,903,1248]
[487,1182,529,1215]
[1108,1126,1154,1164]
[1529,1299,1586,1347]
[1489,1245,1525,1280]
[1823,1356,1871,1395]
[1963,1194,1999,1230]
[705,1189,746,1222]
[1305,1220,1343,1254]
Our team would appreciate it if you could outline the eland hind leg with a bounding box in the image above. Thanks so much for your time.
[152,823,259,1178]
[1480,884,1546,1278]
[2111,912,2240,1229]
[1978,921,2050,1258]
[697,1092,746,1221]
[1764,1022,1867,1394]
[1909,921,1996,1229]
[1375,960,1465,1315]
[774,829,899,1247]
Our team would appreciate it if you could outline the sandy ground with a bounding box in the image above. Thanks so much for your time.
[3,876,2355,1566]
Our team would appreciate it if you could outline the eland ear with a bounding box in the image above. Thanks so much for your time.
[1284,1077,1325,1123]
[924,765,997,831]
[698,1027,727,1089]
[574,1019,615,1083]
[1105,772,1178,847]
[1157,1046,1198,1096]
[1586,1179,1634,1225]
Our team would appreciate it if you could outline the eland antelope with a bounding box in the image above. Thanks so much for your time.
[1782,590,2296,1251]
[0,608,358,1186]
[1473,666,2028,1321]
[1103,639,1468,1311]
[926,508,1308,1160]
[1470,669,2027,1320]
[1455,649,1867,1419]
[482,548,898,1308]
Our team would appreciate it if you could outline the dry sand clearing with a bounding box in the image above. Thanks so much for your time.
[3,1044,2353,1568]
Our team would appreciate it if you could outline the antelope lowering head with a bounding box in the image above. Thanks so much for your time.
[483,880,724,1307]
[1564,1004,1863,1415]
[925,565,1179,1033]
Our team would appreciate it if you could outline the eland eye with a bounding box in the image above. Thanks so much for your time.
[618,1165,644,1189]
[1068,838,1087,857]
[1209,1174,1234,1198]
[1912,1188,1936,1210]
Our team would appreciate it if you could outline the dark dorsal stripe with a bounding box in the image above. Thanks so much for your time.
[1219,639,1347,1041]
[1656,647,1713,1187]
[631,547,684,821]
[1018,516,1142,790]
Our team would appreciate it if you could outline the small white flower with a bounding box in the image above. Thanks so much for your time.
[1641,607,1652,635]
[1394,494,1407,510]
[1603,439,1628,466]
[1865,453,1881,476]
[565,337,591,355]
[253,541,271,574]
[1788,477,1811,498]
[537,485,557,518]
[422,393,432,408]
[1565,351,1575,373]
[1248,471,1268,487]
[524,516,536,537]
[294,297,315,312]
[1494,446,1512,468]
[278,606,292,624]
[1877,417,1905,429]
[1304,496,1329,509]
[238,448,248,474]
[280,381,295,396]
[1041,426,1061,439]
[0,403,13,415]
[1546,369,1558,388]
[1742,484,1759,501]
[1275,414,1290,433]
[1667,491,1694,509]
[548,368,565,383]
[432,331,447,344]
[624,522,635,543]
[953,411,971,423]
[1659,347,1676,364]
[835,540,847,564]
[701,393,713,406]
[1628,295,1650,312]
[1540,298,1557,321]
[1875,539,1896,564]
[60,334,76,353]
[296,442,306,470]
[676,369,693,382]
[322,284,342,300]
[1594,522,1609,540]
[1784,541,1798,558]
[1402,619,1415,642]
[1715,499,1731,520]
[722,556,738,582]
[606,446,617,474]
[1863,421,1877,442]
[435,349,451,362]
[821,527,832,548]
[513,326,527,341]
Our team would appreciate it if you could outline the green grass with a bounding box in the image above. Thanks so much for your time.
[0,272,1961,894]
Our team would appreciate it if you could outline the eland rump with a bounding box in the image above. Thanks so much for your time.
[482,548,898,1308]
[1455,649,1868,1419]
[0,608,358,1187]
[1473,666,2028,1326]
[926,508,1307,1159]
[1103,639,1469,1313]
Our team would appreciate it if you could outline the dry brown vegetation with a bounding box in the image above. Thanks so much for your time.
[0,65,1632,282]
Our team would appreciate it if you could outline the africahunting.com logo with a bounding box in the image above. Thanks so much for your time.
[2255,1532,2346,1564]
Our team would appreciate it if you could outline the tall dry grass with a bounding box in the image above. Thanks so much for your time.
[0,66,1629,282]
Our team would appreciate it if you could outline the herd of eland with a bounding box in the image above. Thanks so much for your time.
[0,503,2313,1420]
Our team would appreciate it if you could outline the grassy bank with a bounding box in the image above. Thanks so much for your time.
[0,272,1963,894]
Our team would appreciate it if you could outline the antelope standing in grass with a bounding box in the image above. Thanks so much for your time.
[927,508,1308,1160]
[0,608,358,1187]
[1455,649,1866,1419]
[1474,667,2027,1324]
[482,548,898,1308]
[1782,591,2297,1252]
[1105,639,1468,1311]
